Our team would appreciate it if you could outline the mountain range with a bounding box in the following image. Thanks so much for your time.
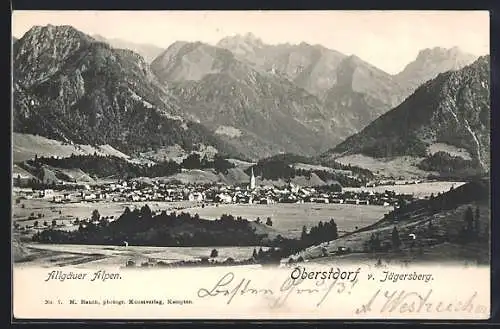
[151,41,342,158]
[216,33,478,132]
[329,55,490,173]
[12,26,487,175]
[13,25,241,158]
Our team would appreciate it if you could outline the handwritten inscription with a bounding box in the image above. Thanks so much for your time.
[356,289,488,315]
[197,270,359,307]
[197,272,274,305]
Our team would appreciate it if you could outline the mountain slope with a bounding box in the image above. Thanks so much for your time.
[13,25,241,158]
[92,34,164,63]
[216,33,346,98]
[218,36,482,139]
[322,55,406,135]
[151,41,343,159]
[328,55,490,173]
[395,47,478,96]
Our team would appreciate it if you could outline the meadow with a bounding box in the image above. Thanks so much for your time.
[182,203,389,238]
[344,181,466,199]
[12,180,468,268]
[12,199,203,230]
[15,242,261,269]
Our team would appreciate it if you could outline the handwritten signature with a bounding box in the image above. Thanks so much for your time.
[356,289,488,315]
[197,270,358,307]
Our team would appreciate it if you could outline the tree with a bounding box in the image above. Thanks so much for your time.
[252,248,258,259]
[33,221,39,227]
[391,226,401,251]
[330,219,338,240]
[52,219,57,227]
[301,225,308,241]
[140,204,152,219]
[16,174,21,186]
[182,153,201,169]
[464,206,474,233]
[369,234,376,252]
[210,249,218,258]
[43,221,48,226]
[92,209,101,222]
[258,247,264,258]
[266,217,273,226]
[474,206,481,235]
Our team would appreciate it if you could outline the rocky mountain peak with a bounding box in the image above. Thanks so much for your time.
[395,46,478,95]
[222,32,264,46]
[14,24,96,87]
[216,32,265,57]
[416,46,466,61]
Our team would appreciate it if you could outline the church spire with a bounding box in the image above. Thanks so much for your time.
[250,166,256,190]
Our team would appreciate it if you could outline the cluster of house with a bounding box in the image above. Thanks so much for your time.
[209,185,412,207]
[14,176,415,209]
[365,179,423,187]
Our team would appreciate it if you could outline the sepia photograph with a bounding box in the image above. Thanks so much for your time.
[11,10,491,320]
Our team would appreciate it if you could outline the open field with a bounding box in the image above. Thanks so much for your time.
[12,180,483,268]
[334,154,436,178]
[12,199,205,229]
[182,203,389,238]
[13,200,389,267]
[13,133,129,163]
[13,198,389,239]
[427,143,472,160]
[292,201,490,266]
[14,241,262,269]
[344,181,466,199]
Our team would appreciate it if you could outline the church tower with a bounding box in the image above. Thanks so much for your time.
[250,167,256,190]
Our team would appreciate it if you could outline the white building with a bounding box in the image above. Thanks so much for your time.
[216,193,233,203]
[83,193,97,201]
[39,189,55,198]
[188,192,205,202]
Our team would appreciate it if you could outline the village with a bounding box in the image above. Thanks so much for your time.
[15,169,416,209]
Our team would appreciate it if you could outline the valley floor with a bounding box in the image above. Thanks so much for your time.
[12,181,489,268]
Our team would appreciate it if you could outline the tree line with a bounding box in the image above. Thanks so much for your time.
[25,152,235,180]
[245,158,369,187]
[31,204,344,265]
[418,151,484,178]
[32,205,267,247]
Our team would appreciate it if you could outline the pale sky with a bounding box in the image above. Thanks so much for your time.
[12,10,490,74]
